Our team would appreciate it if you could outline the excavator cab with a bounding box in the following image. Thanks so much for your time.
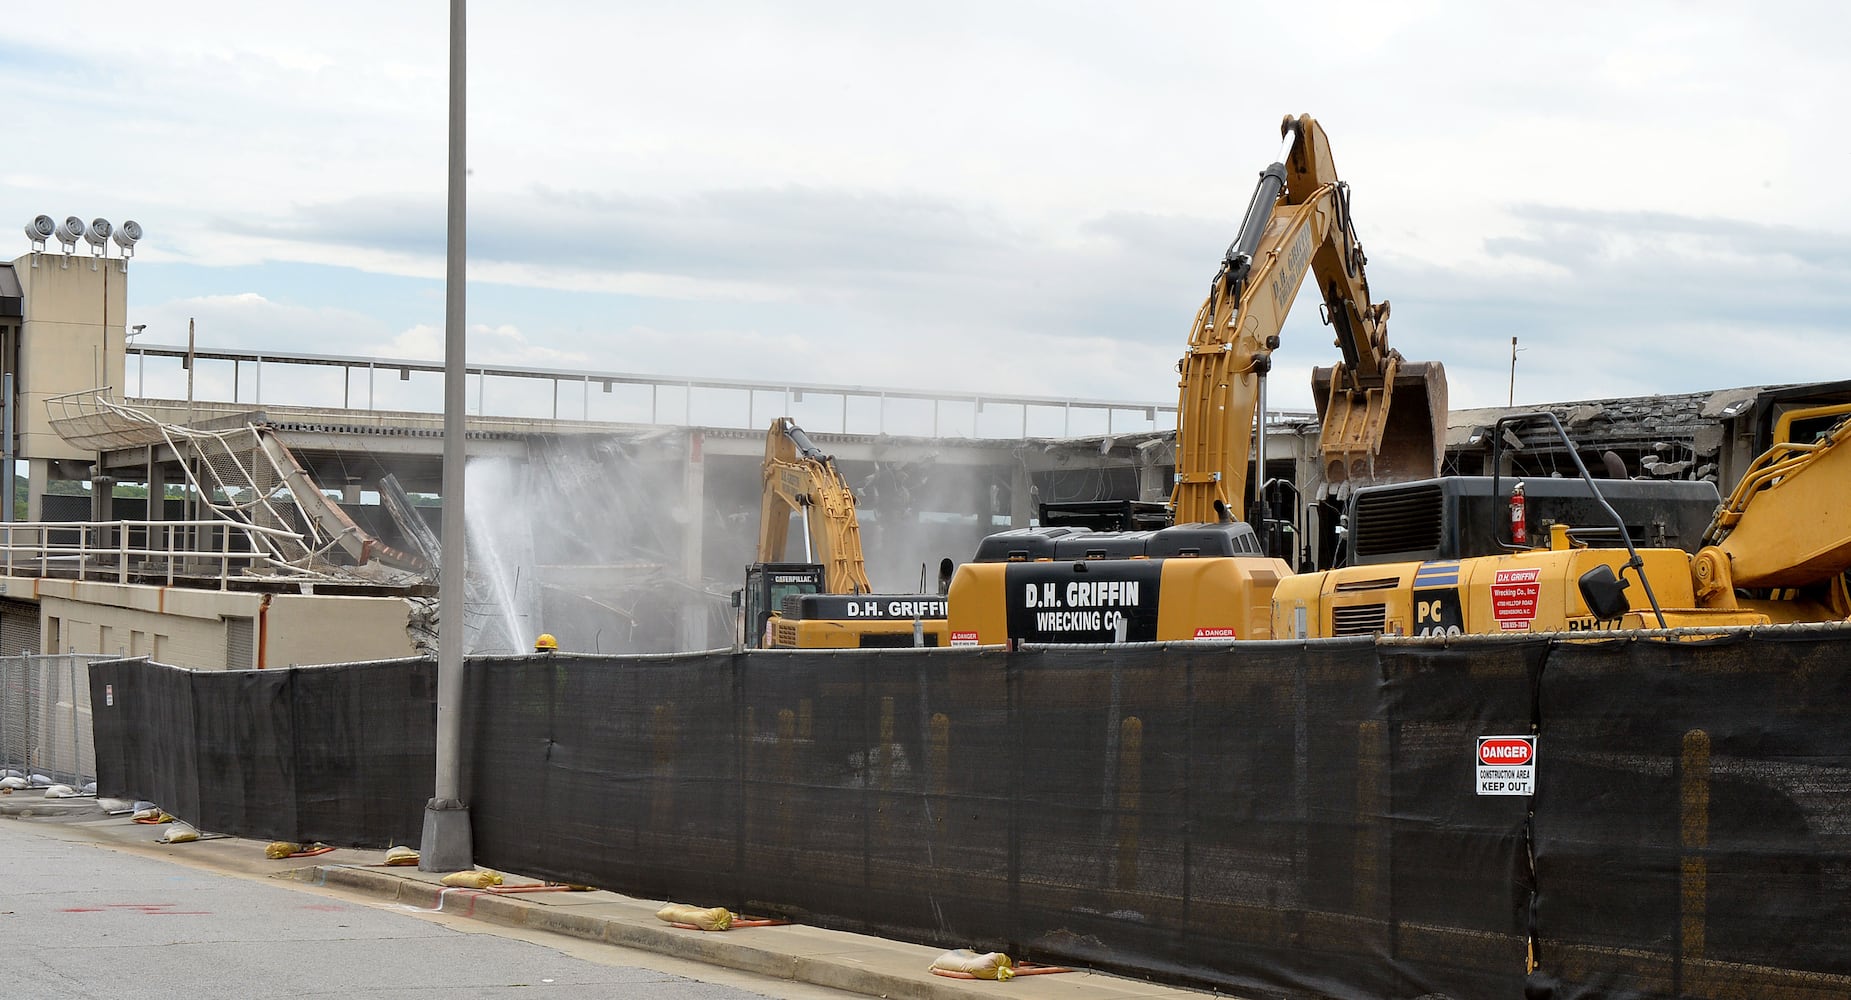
[739,562,825,649]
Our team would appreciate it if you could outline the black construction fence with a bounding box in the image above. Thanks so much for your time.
[89,628,1851,999]
[89,657,437,850]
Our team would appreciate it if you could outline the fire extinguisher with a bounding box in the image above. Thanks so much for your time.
[1509,482,1527,546]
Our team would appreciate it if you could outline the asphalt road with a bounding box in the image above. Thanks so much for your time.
[0,815,860,1000]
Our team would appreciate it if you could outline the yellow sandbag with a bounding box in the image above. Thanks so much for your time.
[656,902,733,931]
[930,948,1015,981]
[265,841,304,859]
[440,869,504,889]
[383,845,420,866]
[161,824,200,844]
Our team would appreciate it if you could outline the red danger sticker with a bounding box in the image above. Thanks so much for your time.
[1478,737,1534,766]
[950,631,980,646]
[1492,568,1541,630]
[1193,627,1236,639]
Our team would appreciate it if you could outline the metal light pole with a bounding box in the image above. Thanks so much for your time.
[1508,336,1519,407]
[420,0,472,873]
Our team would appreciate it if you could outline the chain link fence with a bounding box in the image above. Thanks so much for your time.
[0,654,113,786]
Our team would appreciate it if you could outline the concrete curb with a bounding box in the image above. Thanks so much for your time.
[287,862,1163,1000]
[303,864,965,998]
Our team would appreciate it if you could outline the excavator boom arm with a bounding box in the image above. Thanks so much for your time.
[1696,404,1851,597]
[1172,186,1328,524]
[759,418,875,595]
[1171,114,1445,525]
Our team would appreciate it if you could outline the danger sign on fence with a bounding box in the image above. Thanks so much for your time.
[1476,735,1536,796]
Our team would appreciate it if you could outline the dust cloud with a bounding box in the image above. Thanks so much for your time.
[462,430,734,655]
[456,427,1037,653]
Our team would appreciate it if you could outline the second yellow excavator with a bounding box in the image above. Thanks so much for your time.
[739,417,949,649]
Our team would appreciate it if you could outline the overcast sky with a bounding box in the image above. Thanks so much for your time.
[4,2,1846,418]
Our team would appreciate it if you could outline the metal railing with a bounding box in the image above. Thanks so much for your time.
[46,391,425,582]
[0,654,110,788]
[0,519,334,587]
[127,343,1188,439]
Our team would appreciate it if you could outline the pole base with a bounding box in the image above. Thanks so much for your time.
[417,798,473,873]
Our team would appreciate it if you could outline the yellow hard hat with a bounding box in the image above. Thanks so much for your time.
[534,633,558,651]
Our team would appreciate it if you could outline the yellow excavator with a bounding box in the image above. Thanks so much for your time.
[946,114,1447,645]
[739,417,949,649]
[1273,404,1851,638]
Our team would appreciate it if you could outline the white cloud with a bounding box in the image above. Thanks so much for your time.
[134,293,392,355]
[6,1,1848,419]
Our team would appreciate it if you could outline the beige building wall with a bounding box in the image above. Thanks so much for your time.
[9,251,127,463]
[34,579,417,669]
[263,592,421,667]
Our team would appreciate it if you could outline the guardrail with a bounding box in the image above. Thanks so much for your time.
[126,343,1191,439]
[0,519,331,588]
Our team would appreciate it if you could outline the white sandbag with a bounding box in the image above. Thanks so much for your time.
[930,949,1015,980]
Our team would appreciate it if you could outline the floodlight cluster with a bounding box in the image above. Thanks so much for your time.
[23,215,142,258]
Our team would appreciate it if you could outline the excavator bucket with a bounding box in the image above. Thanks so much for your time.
[1311,361,1448,494]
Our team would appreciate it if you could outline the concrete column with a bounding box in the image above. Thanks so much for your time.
[92,472,116,560]
[1137,463,1167,503]
[679,429,706,650]
[343,478,362,505]
[90,475,115,522]
[972,469,994,538]
[1010,460,1033,528]
[1135,439,1171,503]
[146,454,166,523]
[26,459,47,522]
